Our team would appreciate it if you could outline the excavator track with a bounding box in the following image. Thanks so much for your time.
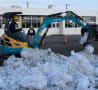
[0,54,21,66]
[0,55,9,66]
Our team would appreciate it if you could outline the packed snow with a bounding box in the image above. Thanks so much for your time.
[0,45,98,90]
[80,32,89,44]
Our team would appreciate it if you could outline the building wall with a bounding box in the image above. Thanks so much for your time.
[0,7,98,36]
[96,12,98,24]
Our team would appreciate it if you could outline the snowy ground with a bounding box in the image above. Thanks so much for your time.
[0,45,98,90]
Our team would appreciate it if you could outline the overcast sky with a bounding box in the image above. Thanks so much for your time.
[0,0,98,10]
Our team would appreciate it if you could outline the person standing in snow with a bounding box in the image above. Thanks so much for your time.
[27,26,35,47]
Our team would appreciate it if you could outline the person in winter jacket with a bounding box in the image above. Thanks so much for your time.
[27,26,35,47]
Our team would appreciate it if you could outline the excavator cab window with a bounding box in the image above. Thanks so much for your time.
[3,12,26,42]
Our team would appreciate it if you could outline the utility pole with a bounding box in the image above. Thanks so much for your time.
[65,3,70,9]
[26,1,30,8]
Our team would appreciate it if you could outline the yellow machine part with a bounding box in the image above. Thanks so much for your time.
[18,16,22,29]
[40,16,44,24]
[1,34,28,48]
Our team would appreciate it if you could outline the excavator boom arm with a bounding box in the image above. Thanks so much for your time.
[33,11,88,48]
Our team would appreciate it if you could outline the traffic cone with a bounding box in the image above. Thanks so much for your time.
[42,39,45,45]
[64,36,68,44]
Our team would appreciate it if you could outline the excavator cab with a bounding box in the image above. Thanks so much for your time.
[1,12,28,48]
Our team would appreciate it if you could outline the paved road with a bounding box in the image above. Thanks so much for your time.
[0,35,98,65]
[40,35,98,56]
[0,35,98,56]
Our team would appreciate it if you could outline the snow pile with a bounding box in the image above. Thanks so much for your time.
[0,45,98,90]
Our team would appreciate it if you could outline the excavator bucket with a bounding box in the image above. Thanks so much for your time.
[87,24,97,42]
[81,24,97,43]
[87,31,96,42]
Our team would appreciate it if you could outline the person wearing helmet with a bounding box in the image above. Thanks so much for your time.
[9,16,21,33]
[27,26,35,47]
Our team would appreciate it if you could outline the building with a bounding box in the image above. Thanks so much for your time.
[0,7,98,36]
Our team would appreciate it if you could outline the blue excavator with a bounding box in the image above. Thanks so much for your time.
[0,11,97,56]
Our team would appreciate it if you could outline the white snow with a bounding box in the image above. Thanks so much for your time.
[80,32,89,44]
[0,45,98,90]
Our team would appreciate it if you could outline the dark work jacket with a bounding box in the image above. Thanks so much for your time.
[9,21,19,33]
